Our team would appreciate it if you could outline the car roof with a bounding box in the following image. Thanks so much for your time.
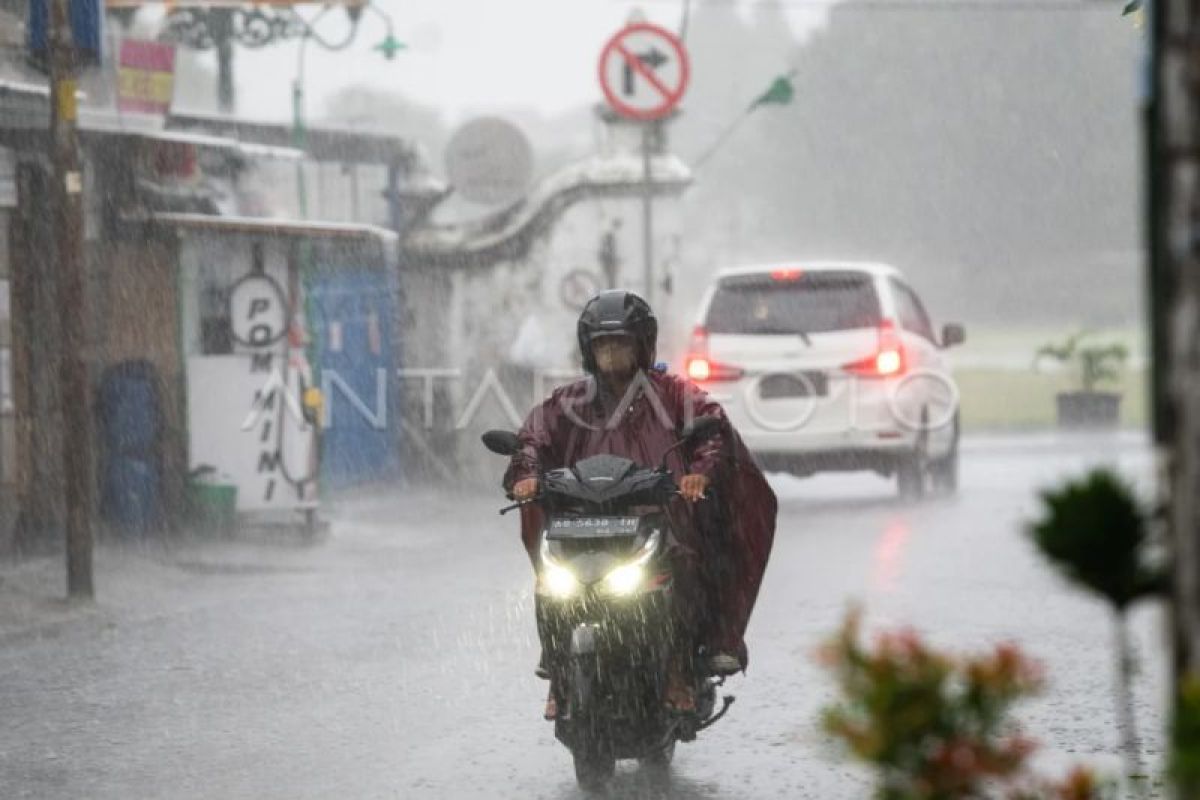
[714,261,902,280]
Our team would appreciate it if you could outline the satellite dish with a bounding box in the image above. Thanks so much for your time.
[444,117,534,206]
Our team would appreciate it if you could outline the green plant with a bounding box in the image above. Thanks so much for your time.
[819,610,1107,799]
[1170,675,1200,792]
[1028,469,1166,797]
[1034,332,1129,393]
[1029,470,1163,610]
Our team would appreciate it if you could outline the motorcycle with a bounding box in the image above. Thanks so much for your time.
[481,416,735,791]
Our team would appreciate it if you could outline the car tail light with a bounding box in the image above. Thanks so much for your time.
[687,355,712,381]
[770,267,804,282]
[843,320,906,378]
[685,326,744,382]
[685,356,744,382]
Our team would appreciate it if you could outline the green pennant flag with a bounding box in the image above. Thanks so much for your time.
[752,74,795,109]
[376,34,407,60]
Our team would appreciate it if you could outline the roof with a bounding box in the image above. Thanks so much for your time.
[149,211,399,244]
[167,111,420,168]
[716,261,903,279]
[0,91,304,162]
[82,120,305,161]
[405,152,692,266]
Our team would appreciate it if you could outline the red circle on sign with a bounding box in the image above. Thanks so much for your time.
[597,22,690,121]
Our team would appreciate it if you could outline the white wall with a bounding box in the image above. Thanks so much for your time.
[179,233,318,513]
[421,191,685,484]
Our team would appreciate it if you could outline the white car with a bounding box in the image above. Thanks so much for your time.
[684,262,965,498]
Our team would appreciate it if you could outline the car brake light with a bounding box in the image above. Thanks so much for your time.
[843,320,906,377]
[874,349,903,376]
[687,356,712,381]
[685,325,743,382]
[685,356,744,382]
[770,267,804,281]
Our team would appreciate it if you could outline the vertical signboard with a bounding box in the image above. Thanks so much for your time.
[117,39,176,116]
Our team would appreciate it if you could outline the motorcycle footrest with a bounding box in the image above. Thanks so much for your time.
[695,695,735,733]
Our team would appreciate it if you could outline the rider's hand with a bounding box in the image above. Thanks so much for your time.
[513,478,539,500]
[679,474,710,502]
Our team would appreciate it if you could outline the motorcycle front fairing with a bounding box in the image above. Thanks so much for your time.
[538,453,677,513]
[533,454,691,756]
[534,453,679,606]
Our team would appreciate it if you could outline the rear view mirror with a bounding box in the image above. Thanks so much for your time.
[941,323,966,348]
[482,430,520,456]
[686,415,722,442]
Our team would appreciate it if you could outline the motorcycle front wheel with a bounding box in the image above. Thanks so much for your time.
[640,737,675,767]
[573,746,615,792]
[638,737,674,792]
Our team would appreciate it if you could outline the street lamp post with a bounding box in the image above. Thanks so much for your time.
[158,1,402,116]
[290,2,402,217]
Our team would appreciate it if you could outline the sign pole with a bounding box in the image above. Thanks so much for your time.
[641,122,654,308]
[597,22,689,308]
[48,0,94,599]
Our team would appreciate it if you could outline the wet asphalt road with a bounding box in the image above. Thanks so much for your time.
[0,432,1166,799]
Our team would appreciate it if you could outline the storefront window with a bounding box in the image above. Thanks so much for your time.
[198,265,233,355]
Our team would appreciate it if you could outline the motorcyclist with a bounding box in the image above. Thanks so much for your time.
[502,290,777,716]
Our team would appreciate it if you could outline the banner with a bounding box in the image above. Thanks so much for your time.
[117,39,175,116]
[26,0,103,70]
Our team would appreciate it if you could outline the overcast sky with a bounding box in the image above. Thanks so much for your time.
[175,0,827,123]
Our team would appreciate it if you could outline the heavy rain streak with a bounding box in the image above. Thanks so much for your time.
[4,1,1191,799]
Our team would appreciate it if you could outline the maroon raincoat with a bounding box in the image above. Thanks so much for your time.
[502,368,777,666]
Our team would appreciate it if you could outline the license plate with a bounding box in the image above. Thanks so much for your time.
[759,372,828,399]
[547,516,640,539]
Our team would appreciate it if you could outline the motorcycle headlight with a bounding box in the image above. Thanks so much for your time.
[540,538,580,599]
[602,529,661,597]
[543,563,581,598]
[603,563,645,596]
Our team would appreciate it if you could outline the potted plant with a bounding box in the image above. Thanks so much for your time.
[1034,332,1128,429]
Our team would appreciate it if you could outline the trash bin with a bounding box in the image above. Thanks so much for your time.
[187,467,238,536]
[98,360,164,537]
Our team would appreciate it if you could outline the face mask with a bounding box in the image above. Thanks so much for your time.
[593,338,637,376]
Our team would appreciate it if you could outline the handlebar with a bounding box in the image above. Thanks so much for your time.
[498,484,711,515]
[499,496,538,516]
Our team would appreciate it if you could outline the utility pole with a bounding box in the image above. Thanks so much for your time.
[48,0,94,598]
[213,10,236,114]
[641,122,655,308]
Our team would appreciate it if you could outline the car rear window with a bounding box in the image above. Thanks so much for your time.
[705,271,882,335]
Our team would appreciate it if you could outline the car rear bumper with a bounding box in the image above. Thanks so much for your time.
[741,425,918,476]
[739,426,918,452]
[751,446,912,476]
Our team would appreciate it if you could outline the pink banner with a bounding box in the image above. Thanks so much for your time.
[118,39,176,115]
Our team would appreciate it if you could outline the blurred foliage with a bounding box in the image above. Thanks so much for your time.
[1034,333,1129,393]
[819,610,1110,799]
[1171,675,1200,789]
[1028,469,1164,610]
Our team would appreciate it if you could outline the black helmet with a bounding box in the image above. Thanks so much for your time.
[577,290,658,373]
